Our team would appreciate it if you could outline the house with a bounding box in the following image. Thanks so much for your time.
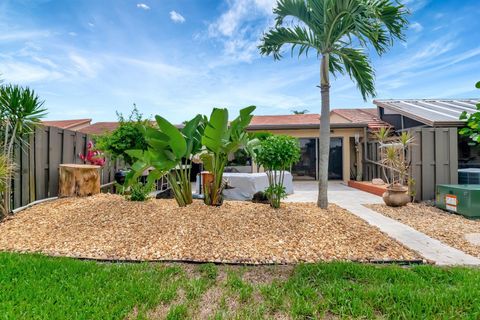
[373,99,480,200]
[248,109,388,183]
[43,99,480,200]
[67,108,385,183]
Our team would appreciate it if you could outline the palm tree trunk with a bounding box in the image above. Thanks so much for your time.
[317,54,330,209]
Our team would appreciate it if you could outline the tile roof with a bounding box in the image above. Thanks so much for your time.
[250,114,320,126]
[79,122,120,135]
[41,118,91,130]
[374,99,480,127]
[249,109,388,130]
[78,108,388,135]
[331,108,388,129]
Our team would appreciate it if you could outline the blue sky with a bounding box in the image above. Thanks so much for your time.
[0,0,479,123]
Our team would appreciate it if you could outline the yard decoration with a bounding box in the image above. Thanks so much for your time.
[201,106,256,206]
[259,0,408,209]
[79,141,105,166]
[58,164,101,197]
[0,84,46,215]
[254,135,300,208]
[459,81,480,143]
[126,114,206,207]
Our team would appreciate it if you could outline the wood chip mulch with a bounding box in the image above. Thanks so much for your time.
[0,194,420,264]
[367,203,480,258]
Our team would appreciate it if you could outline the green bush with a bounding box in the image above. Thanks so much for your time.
[255,135,300,208]
[126,181,152,202]
[95,105,150,165]
[459,81,480,143]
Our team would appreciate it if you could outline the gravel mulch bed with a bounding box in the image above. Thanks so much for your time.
[367,203,480,258]
[0,194,420,264]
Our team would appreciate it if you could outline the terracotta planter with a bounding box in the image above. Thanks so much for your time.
[382,185,410,207]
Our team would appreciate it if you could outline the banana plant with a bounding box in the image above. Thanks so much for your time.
[201,106,256,206]
[126,114,206,207]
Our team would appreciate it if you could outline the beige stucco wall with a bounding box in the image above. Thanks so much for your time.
[248,127,365,182]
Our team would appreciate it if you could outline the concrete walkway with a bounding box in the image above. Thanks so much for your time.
[286,181,480,266]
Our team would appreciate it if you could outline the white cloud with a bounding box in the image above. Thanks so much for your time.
[401,0,429,12]
[169,11,185,23]
[136,3,150,10]
[0,61,63,83]
[68,32,77,36]
[0,30,51,42]
[207,0,276,64]
[410,22,423,33]
[69,53,100,78]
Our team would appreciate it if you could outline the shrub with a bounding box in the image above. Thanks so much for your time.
[95,105,150,166]
[459,81,480,143]
[255,135,300,208]
[126,181,152,202]
[252,191,269,204]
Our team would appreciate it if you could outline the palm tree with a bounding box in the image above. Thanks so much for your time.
[258,0,408,208]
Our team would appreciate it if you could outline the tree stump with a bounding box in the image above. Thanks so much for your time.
[59,164,101,197]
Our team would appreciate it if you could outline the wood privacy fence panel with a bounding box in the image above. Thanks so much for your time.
[12,126,119,210]
[364,141,381,181]
[409,127,458,201]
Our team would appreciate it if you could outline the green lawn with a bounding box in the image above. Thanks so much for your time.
[1,253,480,319]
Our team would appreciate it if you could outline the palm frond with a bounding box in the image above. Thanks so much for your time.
[259,26,320,60]
[334,47,375,100]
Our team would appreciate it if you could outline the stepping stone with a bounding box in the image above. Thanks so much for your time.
[465,233,480,246]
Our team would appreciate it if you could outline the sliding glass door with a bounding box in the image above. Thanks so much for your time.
[291,138,317,180]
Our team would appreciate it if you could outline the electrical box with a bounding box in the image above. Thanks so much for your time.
[436,184,480,218]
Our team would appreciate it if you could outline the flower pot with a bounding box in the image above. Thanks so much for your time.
[382,185,410,207]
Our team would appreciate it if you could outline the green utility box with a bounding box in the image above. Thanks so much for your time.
[436,184,480,218]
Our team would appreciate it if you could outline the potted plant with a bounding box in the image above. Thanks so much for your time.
[379,132,414,207]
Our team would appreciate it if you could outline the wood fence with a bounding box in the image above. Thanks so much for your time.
[12,126,119,210]
[364,127,458,201]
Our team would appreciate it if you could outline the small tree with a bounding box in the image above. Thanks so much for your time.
[255,135,300,208]
[95,105,150,166]
[459,81,480,143]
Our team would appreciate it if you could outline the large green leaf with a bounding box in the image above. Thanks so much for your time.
[202,108,229,153]
[155,115,187,158]
[182,114,205,156]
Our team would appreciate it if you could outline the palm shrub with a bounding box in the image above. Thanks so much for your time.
[0,84,46,214]
[259,0,408,208]
[201,106,256,206]
[126,114,206,207]
[255,135,300,208]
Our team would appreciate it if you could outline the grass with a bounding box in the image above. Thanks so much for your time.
[1,252,480,319]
